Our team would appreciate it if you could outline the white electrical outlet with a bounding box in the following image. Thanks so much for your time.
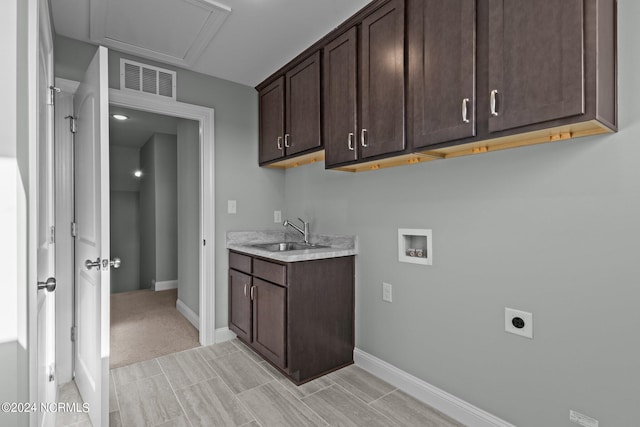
[274,210,282,223]
[504,307,533,339]
[382,282,392,302]
[227,200,237,214]
[570,410,599,427]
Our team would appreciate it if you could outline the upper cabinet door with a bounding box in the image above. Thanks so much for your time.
[324,28,359,167]
[285,51,322,156]
[409,0,476,149]
[259,77,285,164]
[360,0,405,159]
[488,0,585,133]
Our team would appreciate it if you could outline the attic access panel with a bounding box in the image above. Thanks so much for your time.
[90,0,231,68]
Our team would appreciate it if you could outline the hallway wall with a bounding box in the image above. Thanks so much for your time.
[110,145,142,293]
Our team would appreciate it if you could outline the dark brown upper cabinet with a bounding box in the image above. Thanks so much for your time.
[285,51,322,157]
[323,0,406,168]
[359,0,406,159]
[487,0,585,133]
[258,52,322,165]
[258,77,285,164]
[323,28,359,167]
[408,0,476,149]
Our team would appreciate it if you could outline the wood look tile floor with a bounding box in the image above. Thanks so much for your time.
[59,339,465,427]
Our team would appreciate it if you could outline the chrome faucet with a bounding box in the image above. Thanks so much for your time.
[283,218,310,244]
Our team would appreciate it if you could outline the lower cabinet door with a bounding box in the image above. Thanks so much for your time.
[229,269,252,342]
[252,278,287,369]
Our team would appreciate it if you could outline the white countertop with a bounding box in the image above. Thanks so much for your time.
[226,230,357,262]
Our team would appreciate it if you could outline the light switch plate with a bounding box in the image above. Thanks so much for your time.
[274,210,282,223]
[227,200,237,214]
[382,282,392,302]
[505,307,533,339]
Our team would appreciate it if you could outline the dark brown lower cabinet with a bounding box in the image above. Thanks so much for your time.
[252,278,287,369]
[228,251,355,384]
[228,268,252,343]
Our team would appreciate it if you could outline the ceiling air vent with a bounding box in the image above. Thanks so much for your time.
[120,59,177,100]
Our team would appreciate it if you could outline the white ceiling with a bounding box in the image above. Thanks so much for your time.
[51,0,372,87]
[109,106,182,148]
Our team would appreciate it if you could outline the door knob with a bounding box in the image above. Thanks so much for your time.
[85,258,101,270]
[110,257,121,269]
[37,277,56,292]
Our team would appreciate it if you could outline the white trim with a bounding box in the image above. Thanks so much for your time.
[154,280,178,291]
[55,77,80,95]
[354,348,515,427]
[176,299,199,330]
[109,87,216,346]
[214,327,236,343]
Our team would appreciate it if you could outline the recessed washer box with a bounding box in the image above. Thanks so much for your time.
[398,229,432,265]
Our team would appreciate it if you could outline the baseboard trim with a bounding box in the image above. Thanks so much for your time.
[176,299,199,330]
[154,280,178,291]
[353,348,515,427]
[214,327,236,343]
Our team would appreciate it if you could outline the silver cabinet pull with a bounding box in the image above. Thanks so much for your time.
[347,132,354,151]
[361,129,368,148]
[37,277,56,292]
[250,285,255,301]
[85,258,101,270]
[490,90,499,117]
[462,98,470,123]
[244,284,248,297]
[277,136,283,150]
[110,257,121,269]
[284,134,291,148]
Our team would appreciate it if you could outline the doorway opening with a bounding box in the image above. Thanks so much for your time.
[108,106,201,368]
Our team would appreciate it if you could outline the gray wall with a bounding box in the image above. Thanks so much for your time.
[110,191,141,293]
[139,138,156,288]
[110,145,141,293]
[153,134,178,282]
[281,5,640,427]
[55,35,286,326]
[177,119,200,314]
[139,133,179,287]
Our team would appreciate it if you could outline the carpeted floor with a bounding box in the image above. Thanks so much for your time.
[110,288,199,369]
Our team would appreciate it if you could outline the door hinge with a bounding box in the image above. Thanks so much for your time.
[50,226,55,244]
[49,86,60,105]
[65,115,77,134]
[203,239,206,246]
[71,326,76,342]
[71,222,78,238]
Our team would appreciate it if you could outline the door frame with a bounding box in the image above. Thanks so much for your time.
[108,89,216,346]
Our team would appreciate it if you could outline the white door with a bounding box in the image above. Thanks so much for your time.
[36,0,57,425]
[73,46,110,427]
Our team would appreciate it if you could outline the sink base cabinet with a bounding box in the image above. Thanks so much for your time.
[228,252,355,384]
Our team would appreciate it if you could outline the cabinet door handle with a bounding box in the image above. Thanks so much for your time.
[347,132,354,151]
[361,129,368,148]
[284,134,291,148]
[250,285,255,301]
[277,136,283,150]
[244,284,248,297]
[462,98,470,123]
[490,90,499,117]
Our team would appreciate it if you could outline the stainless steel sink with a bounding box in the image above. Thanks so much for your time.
[251,242,330,252]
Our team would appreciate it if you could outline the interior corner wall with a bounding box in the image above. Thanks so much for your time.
[177,119,200,315]
[139,136,156,288]
[152,133,178,282]
[139,133,178,288]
